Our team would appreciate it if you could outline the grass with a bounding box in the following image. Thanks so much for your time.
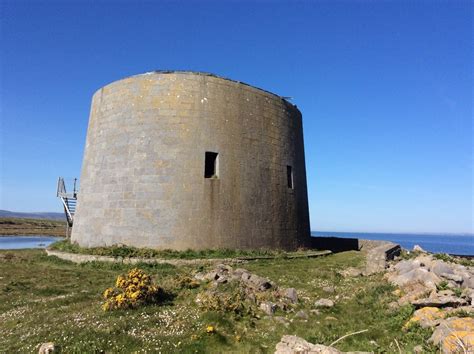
[0,249,440,353]
[49,239,327,260]
[0,217,66,237]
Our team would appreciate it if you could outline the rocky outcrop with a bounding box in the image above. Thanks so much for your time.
[274,335,373,354]
[386,253,474,308]
[194,264,299,315]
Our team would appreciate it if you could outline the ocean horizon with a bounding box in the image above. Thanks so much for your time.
[311,231,474,256]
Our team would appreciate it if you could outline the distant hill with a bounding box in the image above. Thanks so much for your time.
[0,210,65,221]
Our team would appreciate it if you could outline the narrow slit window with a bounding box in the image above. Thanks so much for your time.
[287,165,293,189]
[204,152,219,178]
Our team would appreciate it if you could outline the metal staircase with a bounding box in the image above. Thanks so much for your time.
[57,177,78,228]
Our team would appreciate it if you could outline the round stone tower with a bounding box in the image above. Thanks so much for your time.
[72,71,311,250]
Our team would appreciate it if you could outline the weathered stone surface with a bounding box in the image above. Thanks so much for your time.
[72,71,311,251]
[440,273,463,283]
[405,307,444,328]
[275,335,341,354]
[388,268,441,289]
[431,261,455,277]
[282,288,298,303]
[314,299,334,308]
[430,317,474,353]
[260,301,277,315]
[411,295,468,308]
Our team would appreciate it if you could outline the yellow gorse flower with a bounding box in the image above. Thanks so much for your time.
[101,268,160,311]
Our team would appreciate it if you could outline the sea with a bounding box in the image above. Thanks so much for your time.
[311,231,474,256]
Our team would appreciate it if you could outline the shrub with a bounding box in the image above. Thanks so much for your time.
[102,268,162,311]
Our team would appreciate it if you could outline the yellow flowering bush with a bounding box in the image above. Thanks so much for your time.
[102,268,162,311]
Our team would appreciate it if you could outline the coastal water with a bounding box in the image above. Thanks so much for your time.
[0,236,62,250]
[312,231,474,256]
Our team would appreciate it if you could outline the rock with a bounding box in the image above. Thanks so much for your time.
[411,295,468,308]
[404,307,444,328]
[462,277,474,289]
[440,273,463,283]
[431,260,455,277]
[338,267,363,278]
[259,301,277,315]
[282,288,298,303]
[441,332,474,354]
[393,260,421,275]
[295,310,309,320]
[246,274,273,291]
[413,245,426,253]
[388,268,441,289]
[275,335,342,354]
[38,343,58,354]
[415,254,434,269]
[430,317,474,353]
[314,299,334,308]
[413,345,423,353]
[322,286,335,294]
[436,290,455,297]
[396,281,432,306]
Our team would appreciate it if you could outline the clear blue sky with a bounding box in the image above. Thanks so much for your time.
[1,1,472,234]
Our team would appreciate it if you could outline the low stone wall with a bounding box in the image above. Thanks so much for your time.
[45,249,331,266]
[45,249,245,266]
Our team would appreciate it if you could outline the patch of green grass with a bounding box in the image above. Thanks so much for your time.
[49,239,326,260]
[0,249,440,352]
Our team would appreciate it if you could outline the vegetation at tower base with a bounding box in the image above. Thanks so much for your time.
[4,248,465,353]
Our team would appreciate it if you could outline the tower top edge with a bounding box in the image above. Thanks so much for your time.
[95,70,298,108]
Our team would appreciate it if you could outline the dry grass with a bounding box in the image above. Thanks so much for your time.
[0,217,66,237]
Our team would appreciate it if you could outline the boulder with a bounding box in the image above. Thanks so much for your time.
[411,295,468,308]
[314,299,334,308]
[404,307,444,328]
[282,288,298,303]
[430,317,474,353]
[365,242,401,275]
[393,260,421,275]
[260,301,277,315]
[431,260,455,277]
[388,268,441,289]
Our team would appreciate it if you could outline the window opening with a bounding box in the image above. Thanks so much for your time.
[287,165,293,189]
[204,152,219,178]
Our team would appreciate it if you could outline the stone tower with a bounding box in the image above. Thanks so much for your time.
[72,71,311,250]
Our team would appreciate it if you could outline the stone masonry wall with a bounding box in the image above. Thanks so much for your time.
[72,71,310,250]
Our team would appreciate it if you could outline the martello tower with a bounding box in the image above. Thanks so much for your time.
[71,71,311,250]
